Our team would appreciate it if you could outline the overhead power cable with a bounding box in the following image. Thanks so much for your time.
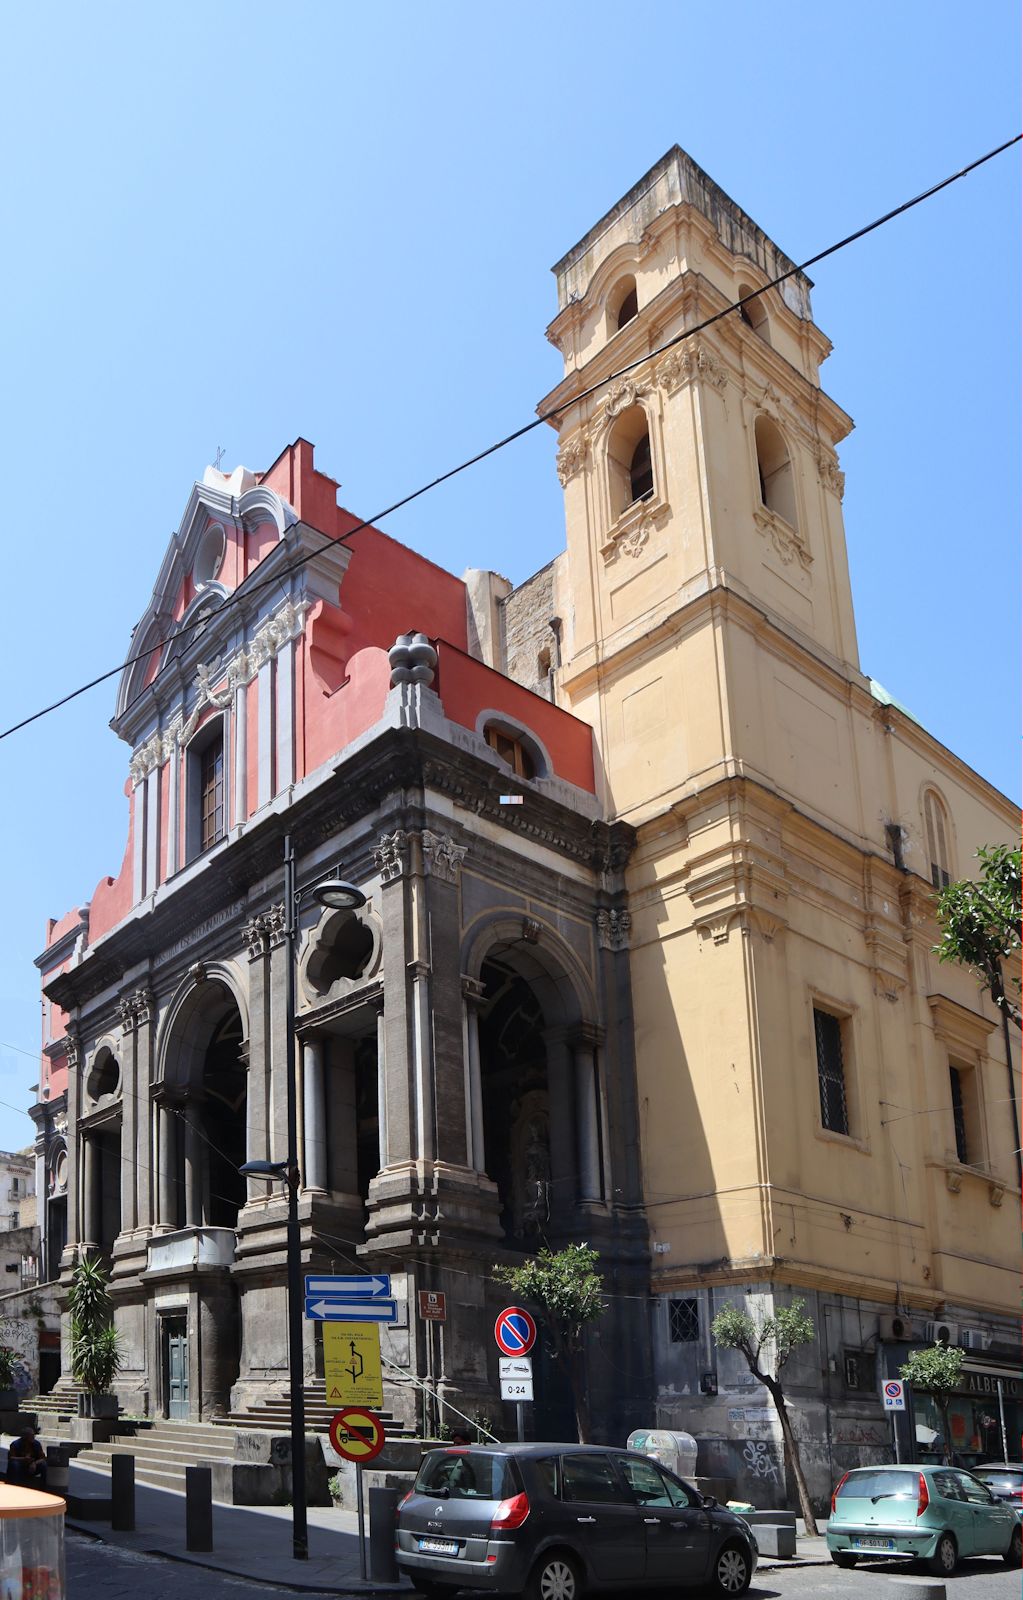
[1,133,1018,747]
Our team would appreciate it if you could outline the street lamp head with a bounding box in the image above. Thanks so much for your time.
[239,1159,290,1179]
[311,879,366,912]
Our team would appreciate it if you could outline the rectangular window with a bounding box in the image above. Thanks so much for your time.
[814,1007,849,1135]
[200,737,224,852]
[669,1297,699,1344]
[949,1066,969,1164]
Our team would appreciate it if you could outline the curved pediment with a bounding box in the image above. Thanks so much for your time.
[114,466,296,727]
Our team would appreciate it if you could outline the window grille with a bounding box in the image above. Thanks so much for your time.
[814,1008,849,1135]
[200,736,224,851]
[669,1297,699,1344]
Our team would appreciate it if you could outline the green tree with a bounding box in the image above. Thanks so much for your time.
[493,1243,605,1442]
[68,1253,121,1399]
[936,844,1022,1187]
[900,1343,964,1464]
[935,844,1022,1029]
[711,1296,819,1535]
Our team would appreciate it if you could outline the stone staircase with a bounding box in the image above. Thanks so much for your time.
[211,1385,414,1439]
[75,1420,238,1494]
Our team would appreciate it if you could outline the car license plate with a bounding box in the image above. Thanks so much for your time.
[418,1537,458,1555]
[853,1537,895,1550]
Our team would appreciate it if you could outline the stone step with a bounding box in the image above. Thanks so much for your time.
[85,1441,238,1468]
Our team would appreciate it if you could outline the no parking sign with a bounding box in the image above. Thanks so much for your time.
[882,1379,906,1411]
[495,1305,536,1356]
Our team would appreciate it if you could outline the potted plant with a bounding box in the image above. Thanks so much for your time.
[68,1253,121,1419]
[0,1344,18,1410]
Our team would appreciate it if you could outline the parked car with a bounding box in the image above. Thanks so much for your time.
[396,1442,758,1598]
[827,1463,1022,1575]
[973,1463,1023,1510]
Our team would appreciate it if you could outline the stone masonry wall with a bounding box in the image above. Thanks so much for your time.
[501,561,556,694]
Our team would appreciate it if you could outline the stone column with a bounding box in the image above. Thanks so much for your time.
[373,998,388,1171]
[375,830,415,1165]
[81,1133,99,1247]
[183,1104,203,1227]
[134,993,156,1230]
[241,915,273,1203]
[157,1103,176,1228]
[65,1033,82,1253]
[573,1029,604,1203]
[302,1039,327,1192]
[419,830,469,1167]
[166,743,180,876]
[461,977,486,1172]
[233,682,247,825]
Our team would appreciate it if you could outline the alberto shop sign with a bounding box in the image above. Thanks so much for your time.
[961,1366,1021,1399]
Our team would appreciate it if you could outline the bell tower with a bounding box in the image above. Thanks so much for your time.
[539,148,859,825]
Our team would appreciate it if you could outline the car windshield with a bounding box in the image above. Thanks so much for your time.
[836,1470,919,1500]
[415,1450,521,1502]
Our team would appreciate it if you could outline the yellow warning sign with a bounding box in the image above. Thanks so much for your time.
[323,1321,383,1407]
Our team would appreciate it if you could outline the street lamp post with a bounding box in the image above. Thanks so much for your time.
[241,832,366,1562]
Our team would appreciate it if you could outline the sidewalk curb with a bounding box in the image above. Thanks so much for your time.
[66,1518,407,1594]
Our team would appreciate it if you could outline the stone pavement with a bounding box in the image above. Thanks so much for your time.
[30,1444,837,1595]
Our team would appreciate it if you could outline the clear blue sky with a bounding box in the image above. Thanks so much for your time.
[0,2,1019,1151]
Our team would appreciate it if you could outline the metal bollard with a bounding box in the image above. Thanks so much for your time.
[368,1487,400,1583]
[886,1580,947,1599]
[185,1466,213,1552]
[45,1446,69,1497]
[111,1454,135,1531]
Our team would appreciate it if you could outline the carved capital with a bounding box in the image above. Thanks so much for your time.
[656,346,693,396]
[63,1032,81,1072]
[817,449,846,500]
[556,434,588,487]
[242,916,270,961]
[596,907,632,952]
[374,829,410,883]
[264,905,288,949]
[693,342,727,393]
[421,830,467,885]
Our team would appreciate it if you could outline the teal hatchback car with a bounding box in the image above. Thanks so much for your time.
[827,1464,1023,1575]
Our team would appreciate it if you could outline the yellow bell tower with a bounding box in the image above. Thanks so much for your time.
[538,147,859,826]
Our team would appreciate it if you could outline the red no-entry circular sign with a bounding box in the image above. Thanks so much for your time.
[329,1406,387,1464]
[495,1305,536,1356]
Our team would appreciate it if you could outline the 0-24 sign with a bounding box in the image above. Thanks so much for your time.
[499,1355,533,1401]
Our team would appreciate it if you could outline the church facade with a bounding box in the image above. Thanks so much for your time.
[36,149,1019,1502]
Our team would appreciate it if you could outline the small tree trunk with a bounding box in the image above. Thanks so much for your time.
[564,1345,591,1443]
[765,1379,818,1536]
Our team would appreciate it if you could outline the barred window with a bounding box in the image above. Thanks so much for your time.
[669,1297,699,1344]
[814,1007,849,1136]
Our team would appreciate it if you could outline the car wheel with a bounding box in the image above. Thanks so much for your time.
[526,1550,582,1600]
[830,1551,858,1568]
[926,1531,958,1576]
[710,1540,753,1596]
[1003,1523,1023,1567]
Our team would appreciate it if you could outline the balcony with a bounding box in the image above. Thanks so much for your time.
[146,1226,236,1275]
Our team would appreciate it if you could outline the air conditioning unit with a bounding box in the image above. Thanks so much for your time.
[960,1328,990,1351]
[879,1314,917,1342]
[925,1320,959,1346]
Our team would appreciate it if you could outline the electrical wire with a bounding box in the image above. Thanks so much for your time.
[1,133,1018,747]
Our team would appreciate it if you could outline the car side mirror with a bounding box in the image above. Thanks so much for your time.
[701,1494,718,1509]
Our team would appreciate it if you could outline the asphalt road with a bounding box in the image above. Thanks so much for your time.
[67,1531,1021,1600]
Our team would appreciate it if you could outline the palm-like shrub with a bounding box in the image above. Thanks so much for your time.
[69,1254,121,1395]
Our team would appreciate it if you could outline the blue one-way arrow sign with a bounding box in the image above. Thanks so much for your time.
[305,1274,391,1299]
[304,1296,398,1323]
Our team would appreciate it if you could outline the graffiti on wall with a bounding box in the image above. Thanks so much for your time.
[0,1313,39,1396]
[742,1439,781,1483]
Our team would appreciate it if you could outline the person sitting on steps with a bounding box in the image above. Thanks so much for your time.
[7,1425,47,1490]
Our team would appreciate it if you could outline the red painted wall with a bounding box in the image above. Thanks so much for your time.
[435,641,595,793]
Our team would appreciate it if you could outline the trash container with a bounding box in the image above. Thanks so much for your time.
[0,1481,66,1599]
[627,1429,698,1479]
